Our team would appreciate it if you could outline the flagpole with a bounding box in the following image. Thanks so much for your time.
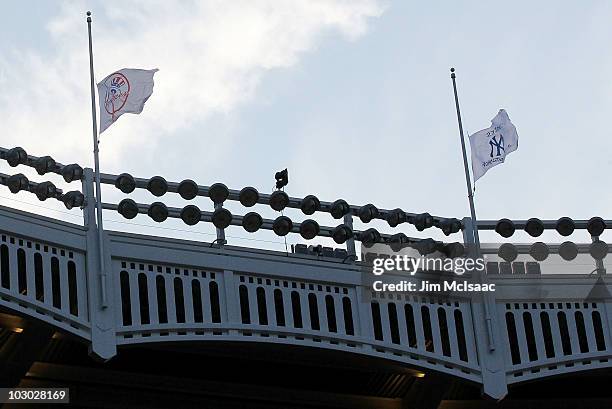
[450,68,498,350]
[87,11,108,308]
[450,67,481,253]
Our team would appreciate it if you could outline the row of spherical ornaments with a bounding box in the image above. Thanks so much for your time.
[119,198,377,245]
[0,147,460,243]
[113,173,463,235]
[0,147,85,209]
[2,147,607,240]
[0,172,85,209]
[1,147,84,181]
[115,198,464,253]
[497,240,609,262]
[495,217,606,237]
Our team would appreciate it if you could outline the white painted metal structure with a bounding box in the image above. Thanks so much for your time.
[0,169,610,401]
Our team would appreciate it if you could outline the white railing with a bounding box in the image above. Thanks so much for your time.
[0,201,611,401]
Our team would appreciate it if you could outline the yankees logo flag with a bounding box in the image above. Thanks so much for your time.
[468,109,519,182]
[97,68,158,133]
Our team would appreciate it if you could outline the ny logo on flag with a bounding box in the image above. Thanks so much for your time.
[468,109,518,182]
[489,134,505,158]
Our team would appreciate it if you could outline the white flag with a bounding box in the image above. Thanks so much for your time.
[468,109,518,182]
[97,68,158,134]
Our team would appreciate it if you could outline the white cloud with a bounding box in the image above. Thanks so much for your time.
[0,0,384,169]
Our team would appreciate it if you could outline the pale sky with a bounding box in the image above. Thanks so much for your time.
[1,0,612,253]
